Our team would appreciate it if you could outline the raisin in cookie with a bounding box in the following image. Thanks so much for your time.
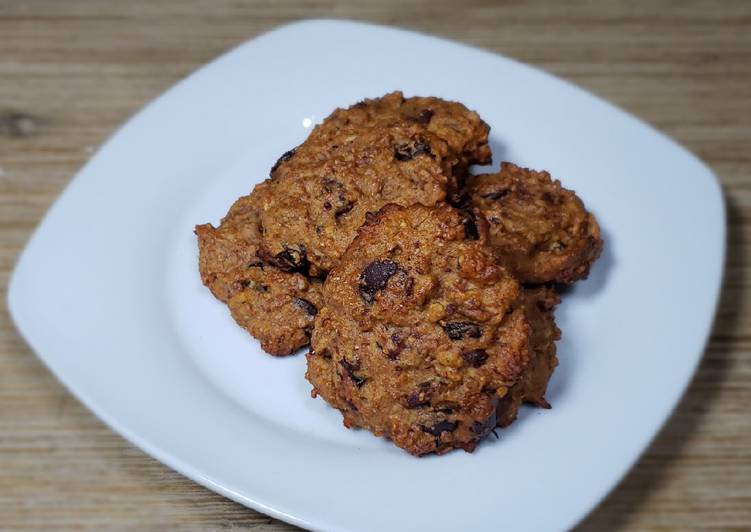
[306,203,533,456]
[259,92,491,276]
[195,186,322,356]
[466,162,603,284]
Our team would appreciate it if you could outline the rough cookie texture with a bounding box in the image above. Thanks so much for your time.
[497,286,561,427]
[259,92,491,276]
[195,187,323,356]
[466,162,603,284]
[306,203,534,456]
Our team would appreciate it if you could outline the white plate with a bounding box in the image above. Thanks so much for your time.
[8,20,724,532]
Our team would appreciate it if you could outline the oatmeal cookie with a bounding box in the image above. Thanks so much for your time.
[195,187,322,355]
[259,92,491,276]
[306,203,533,455]
[467,162,602,284]
[496,286,561,427]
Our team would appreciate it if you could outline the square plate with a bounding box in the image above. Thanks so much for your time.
[8,20,724,532]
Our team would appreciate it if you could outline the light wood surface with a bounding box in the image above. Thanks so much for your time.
[1,1,749,530]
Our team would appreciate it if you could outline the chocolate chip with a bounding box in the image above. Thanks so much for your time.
[470,398,499,437]
[405,393,430,409]
[339,358,367,387]
[481,189,509,201]
[323,177,349,196]
[269,148,296,176]
[470,421,486,434]
[386,332,405,360]
[271,245,309,273]
[292,297,318,317]
[394,139,432,161]
[414,108,434,124]
[470,413,497,436]
[443,322,482,340]
[420,420,458,436]
[405,382,432,408]
[537,299,555,312]
[542,191,563,205]
[462,211,480,240]
[359,260,398,304]
[335,201,354,219]
[238,279,267,292]
[462,349,489,368]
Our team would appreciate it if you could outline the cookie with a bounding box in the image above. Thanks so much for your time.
[296,91,493,173]
[496,286,561,427]
[259,92,491,276]
[195,187,323,356]
[466,162,603,284]
[306,203,534,456]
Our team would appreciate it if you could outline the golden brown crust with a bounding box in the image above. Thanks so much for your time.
[306,204,533,456]
[467,162,603,284]
[258,92,491,276]
[195,188,322,356]
[496,286,561,427]
[309,91,492,171]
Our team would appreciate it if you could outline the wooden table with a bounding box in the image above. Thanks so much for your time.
[1,1,749,529]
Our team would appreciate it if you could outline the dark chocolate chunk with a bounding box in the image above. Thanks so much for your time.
[541,191,562,205]
[335,201,354,219]
[405,382,432,409]
[386,332,405,360]
[414,108,434,124]
[292,297,318,317]
[269,148,296,176]
[270,245,308,273]
[462,349,489,368]
[481,188,510,201]
[537,298,556,312]
[359,260,398,304]
[394,139,432,161]
[339,358,367,387]
[470,421,486,434]
[443,322,481,340]
[462,211,480,240]
[420,420,458,436]
[238,279,267,292]
[405,393,430,409]
[315,348,331,359]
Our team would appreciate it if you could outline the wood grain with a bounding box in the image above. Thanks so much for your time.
[1,1,749,529]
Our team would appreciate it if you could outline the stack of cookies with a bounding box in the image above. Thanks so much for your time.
[196,92,602,456]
